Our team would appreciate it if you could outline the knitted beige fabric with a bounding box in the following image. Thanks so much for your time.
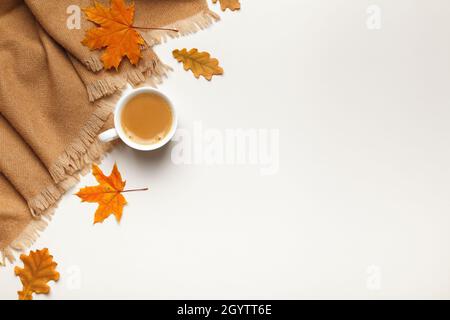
[0,0,219,265]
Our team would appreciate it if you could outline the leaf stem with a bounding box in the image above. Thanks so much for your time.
[132,26,179,33]
[121,188,149,193]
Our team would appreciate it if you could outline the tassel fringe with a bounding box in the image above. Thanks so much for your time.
[48,101,115,182]
[1,209,53,266]
[86,57,172,102]
[84,55,104,73]
[28,184,62,217]
[142,10,220,46]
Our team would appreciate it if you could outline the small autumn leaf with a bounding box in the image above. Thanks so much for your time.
[14,248,60,300]
[173,48,224,81]
[76,163,147,224]
[212,0,241,11]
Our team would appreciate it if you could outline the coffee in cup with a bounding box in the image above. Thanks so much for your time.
[120,92,173,145]
[98,87,177,151]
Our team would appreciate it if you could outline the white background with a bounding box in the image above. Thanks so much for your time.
[2,0,450,299]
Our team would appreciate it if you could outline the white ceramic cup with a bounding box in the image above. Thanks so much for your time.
[98,86,177,151]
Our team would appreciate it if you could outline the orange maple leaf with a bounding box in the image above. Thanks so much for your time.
[14,249,60,300]
[81,0,145,70]
[76,163,147,224]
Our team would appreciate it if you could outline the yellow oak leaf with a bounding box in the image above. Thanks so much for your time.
[81,0,145,70]
[172,48,224,81]
[212,0,241,11]
[76,163,128,224]
[14,248,60,300]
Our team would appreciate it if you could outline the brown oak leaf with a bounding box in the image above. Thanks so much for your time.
[173,48,224,81]
[14,248,60,300]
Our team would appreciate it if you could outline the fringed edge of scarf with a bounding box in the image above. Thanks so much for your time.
[0,208,54,266]
[48,99,116,182]
[0,103,116,265]
[142,10,221,46]
[85,57,172,102]
[83,9,220,73]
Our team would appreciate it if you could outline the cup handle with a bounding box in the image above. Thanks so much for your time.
[98,84,133,143]
[98,128,119,143]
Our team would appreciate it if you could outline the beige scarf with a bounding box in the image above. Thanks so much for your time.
[0,0,218,265]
